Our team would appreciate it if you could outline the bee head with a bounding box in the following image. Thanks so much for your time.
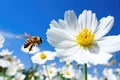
[35,36,42,44]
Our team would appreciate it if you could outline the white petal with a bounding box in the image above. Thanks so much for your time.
[58,19,78,35]
[90,52,112,65]
[56,46,80,58]
[95,16,114,39]
[107,74,117,80]
[57,47,91,64]
[78,10,98,32]
[47,28,75,48]
[86,10,92,29]
[0,49,13,56]
[50,19,76,36]
[50,20,61,29]
[88,43,100,54]
[54,40,77,49]
[103,69,117,80]
[97,35,120,53]
[45,51,56,60]
[81,10,87,28]
[64,10,79,34]
[78,14,83,30]
[0,59,10,67]
[74,48,91,64]
[99,17,106,22]
[91,13,98,33]
[58,19,69,30]
[0,34,5,48]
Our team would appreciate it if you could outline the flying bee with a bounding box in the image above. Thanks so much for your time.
[17,32,42,52]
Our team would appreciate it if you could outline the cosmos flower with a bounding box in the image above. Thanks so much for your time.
[0,59,10,67]
[103,68,117,80]
[0,34,5,48]
[6,66,18,76]
[11,57,25,70]
[0,49,13,67]
[14,73,26,80]
[74,69,83,80]
[0,49,13,56]
[61,65,75,79]
[42,66,57,78]
[115,68,120,75]
[46,10,120,65]
[31,51,56,64]
[6,57,25,76]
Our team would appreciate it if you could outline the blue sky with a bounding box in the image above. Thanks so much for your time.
[0,0,120,70]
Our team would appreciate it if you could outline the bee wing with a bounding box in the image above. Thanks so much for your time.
[16,35,30,38]
[24,32,32,37]
[16,32,32,38]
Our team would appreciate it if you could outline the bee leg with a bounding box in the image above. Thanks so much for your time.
[29,44,34,51]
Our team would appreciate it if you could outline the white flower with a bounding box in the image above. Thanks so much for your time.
[0,49,13,67]
[6,66,18,76]
[14,73,26,80]
[103,68,117,80]
[11,58,25,70]
[42,66,57,78]
[46,10,120,65]
[0,34,5,48]
[61,65,75,79]
[21,45,40,54]
[31,51,56,64]
[75,69,83,80]
[115,68,120,75]
[0,59,10,67]
[0,49,12,56]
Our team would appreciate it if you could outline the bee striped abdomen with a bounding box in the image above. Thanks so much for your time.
[24,39,33,48]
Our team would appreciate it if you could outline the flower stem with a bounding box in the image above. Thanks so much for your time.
[84,63,87,80]
[45,63,51,80]
[3,68,5,80]
[28,52,33,68]
[33,64,39,72]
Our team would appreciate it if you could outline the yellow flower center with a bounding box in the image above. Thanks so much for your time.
[6,56,12,62]
[49,70,53,74]
[76,27,94,47]
[40,52,46,59]
[65,71,70,76]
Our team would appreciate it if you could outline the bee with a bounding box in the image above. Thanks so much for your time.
[17,32,42,52]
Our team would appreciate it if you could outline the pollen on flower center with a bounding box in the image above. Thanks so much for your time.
[76,27,94,47]
[65,71,70,76]
[6,56,12,62]
[49,70,53,74]
[40,52,46,59]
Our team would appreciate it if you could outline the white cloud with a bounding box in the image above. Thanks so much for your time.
[0,31,17,39]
